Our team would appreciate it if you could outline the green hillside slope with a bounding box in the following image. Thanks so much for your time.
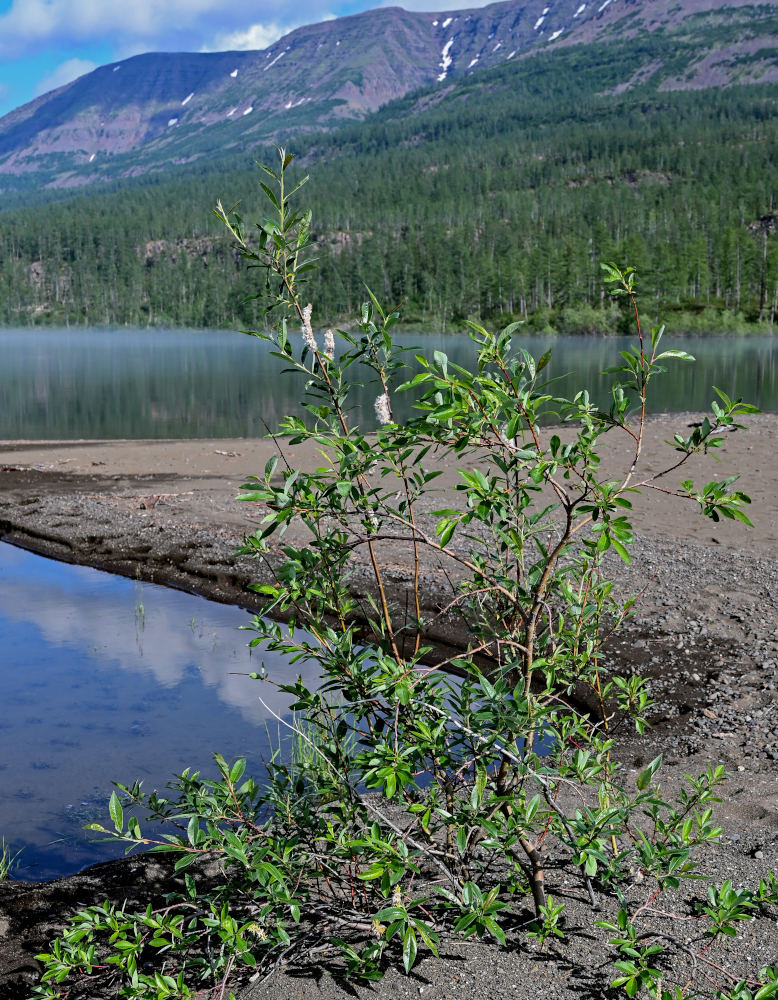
[1,37,777,333]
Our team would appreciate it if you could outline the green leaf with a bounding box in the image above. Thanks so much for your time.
[229,758,247,784]
[611,537,631,564]
[536,348,553,374]
[257,159,279,180]
[483,916,507,946]
[186,814,199,845]
[437,517,458,546]
[637,753,663,790]
[286,176,310,200]
[505,413,521,439]
[108,791,123,833]
[259,182,280,212]
[402,927,418,973]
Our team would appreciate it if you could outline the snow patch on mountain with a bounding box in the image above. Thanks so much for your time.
[230,69,238,78]
[574,3,586,15]
[438,37,455,81]
[549,27,564,39]
[181,93,194,106]
[265,50,286,71]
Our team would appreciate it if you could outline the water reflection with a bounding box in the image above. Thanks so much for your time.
[0,328,774,439]
[0,543,318,879]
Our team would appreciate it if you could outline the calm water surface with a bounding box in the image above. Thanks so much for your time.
[0,543,318,880]
[0,328,775,439]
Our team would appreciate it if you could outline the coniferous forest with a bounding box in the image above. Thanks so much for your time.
[1,37,777,333]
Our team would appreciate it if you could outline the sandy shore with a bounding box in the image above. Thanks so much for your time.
[1,413,777,999]
[1,411,777,548]
[1,411,777,614]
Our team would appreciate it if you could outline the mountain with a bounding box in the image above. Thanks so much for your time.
[1,0,777,191]
[1,0,777,332]
[1,21,776,332]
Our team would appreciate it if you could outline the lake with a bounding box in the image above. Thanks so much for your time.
[0,543,319,881]
[0,328,775,439]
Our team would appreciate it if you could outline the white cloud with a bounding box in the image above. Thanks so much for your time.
[0,0,338,58]
[205,21,289,52]
[0,546,322,727]
[202,9,335,52]
[33,57,97,96]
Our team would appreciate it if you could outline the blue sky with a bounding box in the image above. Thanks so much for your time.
[0,0,487,119]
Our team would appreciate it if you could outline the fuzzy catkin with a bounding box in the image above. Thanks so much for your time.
[301,303,317,352]
[374,393,391,425]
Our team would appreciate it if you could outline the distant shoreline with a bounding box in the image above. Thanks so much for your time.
[1,309,776,337]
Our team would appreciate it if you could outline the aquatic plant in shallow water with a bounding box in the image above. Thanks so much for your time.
[31,149,777,1000]
[0,837,22,880]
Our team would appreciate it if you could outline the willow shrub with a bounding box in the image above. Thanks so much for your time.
[32,149,777,1000]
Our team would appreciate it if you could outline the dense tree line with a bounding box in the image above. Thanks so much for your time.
[1,35,777,332]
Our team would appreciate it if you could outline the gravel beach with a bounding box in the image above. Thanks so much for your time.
[0,412,776,999]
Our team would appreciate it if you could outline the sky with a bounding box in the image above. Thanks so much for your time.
[0,0,491,119]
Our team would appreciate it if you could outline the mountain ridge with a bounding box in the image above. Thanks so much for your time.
[2,0,777,192]
[0,27,776,332]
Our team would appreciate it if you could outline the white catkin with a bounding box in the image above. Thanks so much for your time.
[374,393,391,425]
[301,303,317,352]
[323,328,335,359]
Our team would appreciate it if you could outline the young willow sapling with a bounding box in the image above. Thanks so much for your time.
[31,148,775,1000]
